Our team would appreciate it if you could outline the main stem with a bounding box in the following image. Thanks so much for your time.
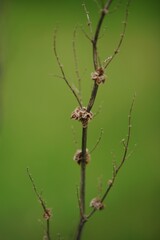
[80,127,88,212]
[75,2,113,239]
[75,127,88,240]
[46,220,51,240]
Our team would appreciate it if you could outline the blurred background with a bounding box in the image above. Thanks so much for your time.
[0,0,160,239]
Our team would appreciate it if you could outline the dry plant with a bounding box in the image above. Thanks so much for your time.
[27,1,135,240]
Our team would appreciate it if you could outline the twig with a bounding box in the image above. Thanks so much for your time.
[27,168,52,240]
[87,94,135,220]
[90,128,104,154]
[72,27,82,104]
[80,26,92,42]
[87,0,113,113]
[92,0,113,70]
[82,3,93,36]
[104,0,131,69]
[53,29,82,108]
[93,104,102,118]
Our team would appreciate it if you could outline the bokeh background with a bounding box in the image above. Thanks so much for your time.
[0,0,160,239]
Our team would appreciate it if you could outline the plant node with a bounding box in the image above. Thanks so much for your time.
[43,208,52,220]
[73,149,91,165]
[90,197,104,210]
[71,106,93,128]
[91,67,106,85]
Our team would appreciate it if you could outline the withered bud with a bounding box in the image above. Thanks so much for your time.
[43,208,52,220]
[71,106,93,128]
[90,197,104,210]
[73,149,90,165]
[91,67,106,85]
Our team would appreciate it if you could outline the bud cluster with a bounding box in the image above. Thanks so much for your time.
[43,208,52,220]
[90,197,104,210]
[73,149,90,165]
[71,106,93,128]
[91,67,106,85]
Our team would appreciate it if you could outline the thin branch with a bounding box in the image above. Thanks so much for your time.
[93,104,102,118]
[53,29,82,108]
[82,3,93,36]
[27,168,52,240]
[104,0,131,69]
[115,93,135,173]
[87,94,135,220]
[92,0,113,70]
[125,143,137,160]
[89,128,104,154]
[80,26,92,42]
[72,27,82,104]
[87,0,113,113]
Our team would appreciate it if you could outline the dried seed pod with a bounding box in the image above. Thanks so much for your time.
[90,197,104,210]
[71,106,93,128]
[73,149,90,165]
[43,208,52,220]
[91,67,106,85]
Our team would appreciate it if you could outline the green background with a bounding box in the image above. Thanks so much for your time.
[0,0,160,239]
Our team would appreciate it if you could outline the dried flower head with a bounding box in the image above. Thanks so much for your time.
[90,197,104,210]
[71,106,93,128]
[91,67,106,85]
[43,208,52,220]
[73,149,91,165]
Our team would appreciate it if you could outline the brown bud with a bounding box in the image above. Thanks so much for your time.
[91,67,106,85]
[90,197,104,210]
[43,208,52,220]
[71,107,93,128]
[73,149,90,165]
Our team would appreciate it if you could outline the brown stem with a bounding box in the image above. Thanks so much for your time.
[46,220,51,240]
[53,29,82,108]
[87,0,113,112]
[75,217,87,240]
[87,82,99,112]
[104,0,131,69]
[75,127,88,240]
[92,0,113,69]
[27,168,52,240]
[80,127,88,212]
[75,2,114,239]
